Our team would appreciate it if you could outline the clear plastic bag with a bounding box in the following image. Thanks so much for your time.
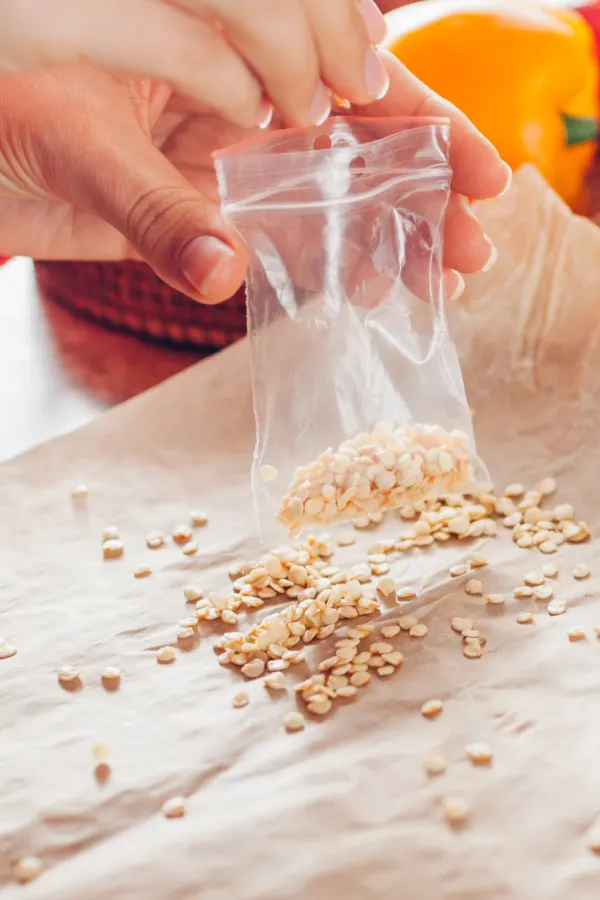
[215,117,480,545]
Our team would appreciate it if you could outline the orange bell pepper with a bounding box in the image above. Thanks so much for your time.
[384,0,600,210]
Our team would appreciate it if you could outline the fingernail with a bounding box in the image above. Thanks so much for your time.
[179,235,237,297]
[497,161,512,196]
[481,236,498,272]
[359,0,388,44]
[364,48,390,101]
[256,97,273,130]
[448,271,465,303]
[310,81,331,125]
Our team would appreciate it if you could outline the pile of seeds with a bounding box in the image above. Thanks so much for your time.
[278,422,473,532]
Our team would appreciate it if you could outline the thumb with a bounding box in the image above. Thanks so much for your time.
[60,121,248,304]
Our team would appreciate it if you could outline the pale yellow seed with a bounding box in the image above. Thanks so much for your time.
[547,601,566,616]
[377,665,395,677]
[264,672,286,691]
[586,823,600,854]
[469,553,489,569]
[382,651,403,667]
[13,856,43,884]
[58,665,79,683]
[134,565,152,579]
[350,671,371,687]
[190,510,208,527]
[466,742,493,765]
[421,699,443,719]
[381,624,401,638]
[232,691,249,708]
[71,483,89,500]
[514,586,533,598]
[399,616,418,631]
[184,585,203,603]
[260,464,278,482]
[162,797,186,819]
[505,483,525,498]
[370,642,394,655]
[146,532,165,550]
[397,588,416,601]
[241,659,265,679]
[172,525,193,545]
[516,611,533,624]
[542,563,558,578]
[156,646,176,664]
[568,628,586,642]
[463,643,483,659]
[337,534,356,547]
[103,539,124,560]
[451,617,473,634]
[573,563,590,580]
[101,666,121,685]
[177,627,195,641]
[465,579,483,596]
[283,711,306,732]
[410,624,428,638]
[516,535,534,549]
[337,685,358,698]
[486,593,504,607]
[449,564,467,577]
[0,644,18,660]
[377,577,396,597]
[539,476,557,496]
[102,525,119,542]
[182,540,198,557]
[443,795,469,825]
[539,540,558,555]
[524,571,545,587]
[307,696,332,716]
[91,742,110,762]
[424,753,446,776]
[533,585,553,601]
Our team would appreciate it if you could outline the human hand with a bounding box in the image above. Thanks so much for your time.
[0,0,388,129]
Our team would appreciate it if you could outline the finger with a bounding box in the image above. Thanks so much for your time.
[195,0,327,127]
[355,51,512,199]
[443,193,496,274]
[304,0,389,104]
[1,0,267,129]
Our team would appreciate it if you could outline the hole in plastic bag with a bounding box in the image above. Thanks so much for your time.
[313,133,332,151]
[350,155,367,175]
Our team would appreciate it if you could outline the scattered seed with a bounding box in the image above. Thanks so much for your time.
[241,659,265,679]
[539,477,557,495]
[451,617,473,634]
[283,711,306,732]
[377,577,396,597]
[260,464,278,482]
[102,526,119,542]
[182,540,198,556]
[307,695,332,716]
[469,553,488,569]
[156,646,176,664]
[486,593,504,606]
[264,672,286,691]
[410,624,428,638]
[568,628,586,642]
[146,532,165,550]
[337,534,356,547]
[58,665,79,683]
[233,691,249,708]
[71,483,89,500]
[337,685,358,698]
[350,671,371,687]
[465,579,483,596]
[449,564,468,577]
[505,483,525,498]
[514,586,533,598]
[516,611,533,624]
[134,566,152,579]
[540,540,558,554]
[190,510,208,527]
[382,651,403,667]
[424,753,447,775]
[91,742,110,762]
[463,643,483,659]
[421,699,443,719]
[517,535,534,549]
[573,563,590,580]
[533,585,553,601]
[542,563,558,578]
[397,588,416,601]
[183,585,203,603]
[101,666,121,687]
[13,856,43,884]
[381,624,401,638]
[443,795,469,825]
[177,627,195,641]
[103,539,124,560]
[0,644,17,660]
[524,571,545,586]
[172,525,193,545]
[162,797,186,819]
[547,601,566,616]
[587,823,600,854]
[466,742,493,765]
[399,616,418,631]
[377,665,396,677]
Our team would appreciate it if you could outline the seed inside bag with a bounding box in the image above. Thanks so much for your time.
[278,423,473,531]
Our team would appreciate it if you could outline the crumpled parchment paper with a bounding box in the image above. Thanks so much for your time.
[1,166,600,900]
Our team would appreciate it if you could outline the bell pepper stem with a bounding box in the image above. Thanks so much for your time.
[563,114,598,146]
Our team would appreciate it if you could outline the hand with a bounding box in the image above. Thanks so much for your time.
[0,0,389,128]
[0,54,509,305]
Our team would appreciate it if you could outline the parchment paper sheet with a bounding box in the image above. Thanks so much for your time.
[2,167,600,899]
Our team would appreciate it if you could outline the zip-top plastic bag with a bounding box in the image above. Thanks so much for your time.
[215,117,480,544]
